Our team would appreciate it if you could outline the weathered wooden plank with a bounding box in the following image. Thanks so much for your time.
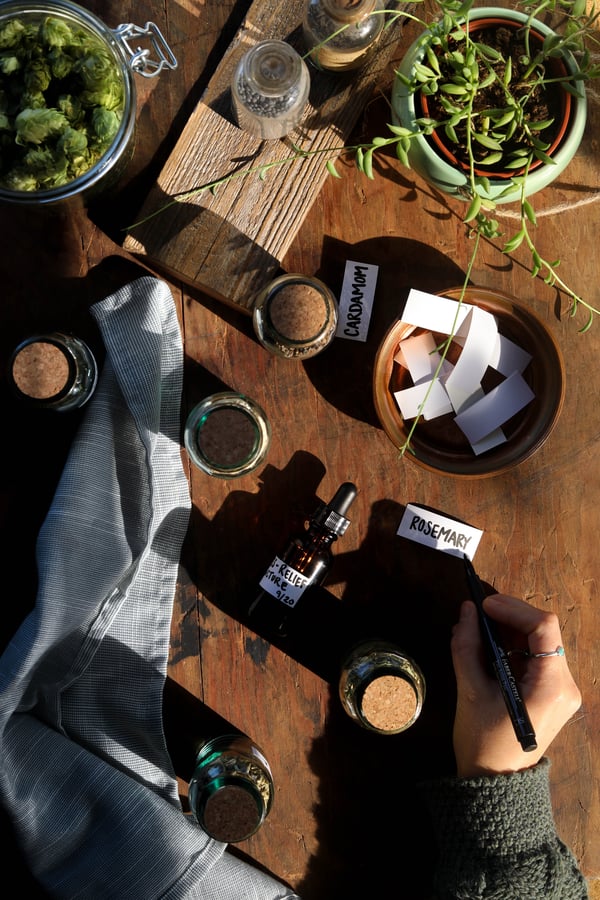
[123,0,408,311]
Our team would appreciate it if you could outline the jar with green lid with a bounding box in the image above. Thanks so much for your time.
[0,0,177,207]
[184,391,271,478]
[188,735,274,843]
[302,0,386,72]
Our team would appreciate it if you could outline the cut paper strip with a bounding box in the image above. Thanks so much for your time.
[489,333,533,376]
[445,307,498,413]
[455,384,507,453]
[399,332,453,384]
[396,503,483,560]
[454,371,535,444]
[393,378,454,421]
[401,289,472,334]
[471,427,507,456]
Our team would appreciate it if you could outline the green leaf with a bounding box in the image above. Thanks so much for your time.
[535,149,557,166]
[440,83,469,95]
[387,124,412,137]
[503,229,525,252]
[363,147,375,179]
[395,143,410,168]
[326,159,342,178]
[579,310,594,333]
[472,41,503,62]
[464,193,482,221]
[488,110,515,128]
[472,132,503,151]
[523,199,536,225]
[414,62,439,81]
[504,157,529,170]
[529,117,554,132]
[476,150,503,166]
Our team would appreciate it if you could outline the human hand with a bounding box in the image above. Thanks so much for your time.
[451,594,582,778]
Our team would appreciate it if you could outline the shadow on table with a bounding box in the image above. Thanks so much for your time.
[183,457,475,897]
[302,236,467,428]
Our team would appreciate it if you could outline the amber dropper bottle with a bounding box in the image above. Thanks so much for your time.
[248,481,357,637]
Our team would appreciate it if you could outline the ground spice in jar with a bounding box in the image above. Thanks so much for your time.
[202,784,262,843]
[253,273,338,359]
[197,407,258,468]
[11,340,71,400]
[360,674,418,733]
[268,282,329,341]
[303,0,384,72]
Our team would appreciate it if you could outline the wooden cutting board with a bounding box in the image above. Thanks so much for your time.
[123,0,408,312]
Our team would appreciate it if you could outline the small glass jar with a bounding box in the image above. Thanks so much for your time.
[253,273,338,360]
[0,0,177,207]
[338,640,425,734]
[302,0,385,72]
[8,332,98,411]
[184,391,271,478]
[188,735,274,843]
[231,40,310,140]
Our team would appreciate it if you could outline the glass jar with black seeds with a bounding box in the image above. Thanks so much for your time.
[232,40,310,140]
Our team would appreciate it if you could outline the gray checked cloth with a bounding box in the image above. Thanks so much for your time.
[0,277,299,899]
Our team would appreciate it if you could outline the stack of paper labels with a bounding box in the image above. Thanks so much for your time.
[393,290,535,456]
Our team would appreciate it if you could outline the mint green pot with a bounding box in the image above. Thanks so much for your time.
[391,6,588,203]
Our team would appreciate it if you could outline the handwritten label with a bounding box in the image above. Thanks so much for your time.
[336,260,378,342]
[397,503,483,560]
[259,555,310,607]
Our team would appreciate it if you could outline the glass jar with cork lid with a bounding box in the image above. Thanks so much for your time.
[8,332,98,411]
[188,734,274,843]
[302,0,386,72]
[0,0,177,208]
[338,640,425,734]
[252,273,338,360]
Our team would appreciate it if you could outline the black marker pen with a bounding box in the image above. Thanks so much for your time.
[463,556,537,752]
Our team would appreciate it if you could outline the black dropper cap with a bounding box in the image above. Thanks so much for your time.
[312,482,358,536]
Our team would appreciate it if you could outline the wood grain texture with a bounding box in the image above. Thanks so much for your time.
[123,0,408,310]
[2,0,599,897]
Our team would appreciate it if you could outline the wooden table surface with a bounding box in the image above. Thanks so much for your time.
[1,1,599,897]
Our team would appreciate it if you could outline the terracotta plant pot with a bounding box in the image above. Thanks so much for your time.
[391,6,587,203]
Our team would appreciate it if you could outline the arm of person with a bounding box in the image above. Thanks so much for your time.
[420,594,587,900]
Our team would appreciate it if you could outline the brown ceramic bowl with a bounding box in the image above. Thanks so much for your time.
[372,287,565,478]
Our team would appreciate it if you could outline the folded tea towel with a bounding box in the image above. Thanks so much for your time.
[0,276,299,900]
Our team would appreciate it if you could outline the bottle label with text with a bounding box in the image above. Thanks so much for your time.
[259,556,311,607]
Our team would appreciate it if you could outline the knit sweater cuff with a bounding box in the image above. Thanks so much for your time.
[419,758,556,858]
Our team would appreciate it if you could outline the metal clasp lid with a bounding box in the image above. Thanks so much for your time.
[113,22,178,78]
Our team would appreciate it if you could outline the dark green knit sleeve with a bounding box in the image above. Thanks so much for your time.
[419,758,587,900]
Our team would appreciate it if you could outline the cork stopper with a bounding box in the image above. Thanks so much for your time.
[202,784,261,842]
[197,407,258,468]
[268,282,328,342]
[11,340,71,400]
[360,674,418,732]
